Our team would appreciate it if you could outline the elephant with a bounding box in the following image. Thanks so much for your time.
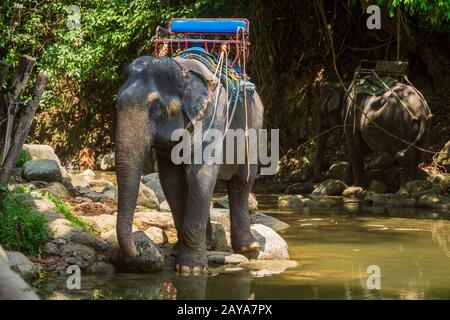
[115,55,264,273]
[314,81,432,191]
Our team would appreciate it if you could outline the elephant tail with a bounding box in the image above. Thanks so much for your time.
[395,112,430,159]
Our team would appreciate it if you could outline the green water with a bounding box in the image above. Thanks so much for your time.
[35,194,450,300]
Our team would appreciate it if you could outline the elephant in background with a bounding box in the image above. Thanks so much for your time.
[115,56,264,273]
[314,81,431,191]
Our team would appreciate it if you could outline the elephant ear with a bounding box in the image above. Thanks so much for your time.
[174,58,218,124]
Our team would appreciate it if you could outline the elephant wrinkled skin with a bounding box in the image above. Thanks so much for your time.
[115,56,264,273]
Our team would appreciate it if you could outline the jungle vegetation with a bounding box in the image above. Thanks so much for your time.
[0,0,449,162]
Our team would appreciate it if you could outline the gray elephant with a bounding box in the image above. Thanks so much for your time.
[314,81,431,191]
[115,56,264,273]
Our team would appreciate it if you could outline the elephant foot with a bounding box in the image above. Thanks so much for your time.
[232,234,260,254]
[175,249,208,275]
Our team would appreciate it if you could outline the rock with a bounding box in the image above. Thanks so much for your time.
[0,245,39,300]
[285,182,315,194]
[302,196,341,208]
[23,144,68,178]
[328,161,352,184]
[22,160,63,183]
[206,251,249,265]
[33,198,57,213]
[79,169,95,181]
[88,179,113,188]
[76,187,108,203]
[386,194,416,207]
[116,231,164,273]
[436,140,450,170]
[144,226,166,244]
[46,242,59,255]
[210,208,230,231]
[134,211,174,229]
[278,195,305,209]
[100,152,115,171]
[367,153,395,170]
[85,262,116,275]
[210,222,230,251]
[249,224,289,260]
[81,214,116,233]
[416,194,450,210]
[48,219,81,238]
[102,190,116,202]
[136,183,159,209]
[6,251,40,281]
[405,180,434,193]
[70,174,90,188]
[250,213,290,232]
[42,182,69,198]
[159,200,171,212]
[74,202,114,216]
[68,232,112,252]
[60,243,97,269]
[368,180,388,194]
[213,194,258,213]
[342,186,364,198]
[364,193,391,207]
[238,260,298,276]
[142,173,165,203]
[312,179,348,196]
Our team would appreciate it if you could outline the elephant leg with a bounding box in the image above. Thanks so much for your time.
[346,132,368,187]
[156,152,186,255]
[177,164,219,273]
[397,149,419,193]
[226,170,260,254]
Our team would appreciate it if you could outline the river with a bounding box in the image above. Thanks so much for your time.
[34,190,450,300]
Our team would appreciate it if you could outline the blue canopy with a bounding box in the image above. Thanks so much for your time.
[169,19,248,34]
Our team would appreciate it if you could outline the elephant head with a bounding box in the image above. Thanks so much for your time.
[115,56,213,258]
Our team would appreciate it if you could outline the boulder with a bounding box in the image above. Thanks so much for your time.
[135,183,159,209]
[159,200,171,212]
[144,226,166,244]
[312,179,348,196]
[302,196,341,208]
[213,194,258,213]
[134,211,174,229]
[368,180,388,194]
[278,195,305,209]
[416,194,450,210]
[42,182,69,198]
[142,173,165,203]
[210,208,231,231]
[116,231,164,273]
[81,214,116,233]
[206,251,249,265]
[70,174,90,188]
[48,219,81,238]
[250,213,290,232]
[100,152,115,171]
[249,224,289,260]
[23,144,68,178]
[76,187,108,203]
[79,169,95,181]
[60,243,97,269]
[328,161,352,184]
[436,140,450,170]
[0,246,39,300]
[342,186,364,198]
[386,194,416,207]
[285,182,315,194]
[209,222,230,251]
[85,262,116,275]
[6,251,40,281]
[364,193,391,207]
[22,160,63,183]
[405,180,434,193]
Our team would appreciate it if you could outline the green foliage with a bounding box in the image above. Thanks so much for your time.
[91,289,122,300]
[0,185,49,255]
[371,0,450,30]
[0,149,31,168]
[43,192,96,234]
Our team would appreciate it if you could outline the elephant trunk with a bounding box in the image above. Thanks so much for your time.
[115,106,152,258]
